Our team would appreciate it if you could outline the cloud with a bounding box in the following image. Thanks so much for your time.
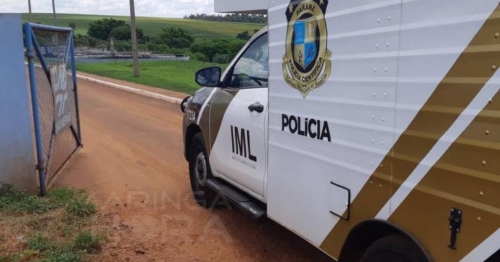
[0,0,215,18]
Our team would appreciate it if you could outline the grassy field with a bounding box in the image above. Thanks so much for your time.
[77,60,228,94]
[24,13,244,93]
[23,13,265,41]
[0,185,103,262]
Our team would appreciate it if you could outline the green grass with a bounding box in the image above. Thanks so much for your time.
[73,231,102,254]
[0,185,55,214]
[47,188,96,217]
[27,234,58,252]
[0,185,102,262]
[77,60,228,94]
[24,231,102,262]
[0,184,95,216]
[22,13,265,41]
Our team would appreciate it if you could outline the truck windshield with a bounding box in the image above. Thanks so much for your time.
[229,33,269,88]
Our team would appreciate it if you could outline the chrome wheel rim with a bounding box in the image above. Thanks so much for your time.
[195,151,207,186]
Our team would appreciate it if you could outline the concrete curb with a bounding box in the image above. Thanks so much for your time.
[76,75,184,104]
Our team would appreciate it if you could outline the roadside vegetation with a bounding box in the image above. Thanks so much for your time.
[184,13,267,23]
[77,60,228,94]
[0,185,103,262]
[22,13,264,42]
[24,13,258,93]
[73,18,253,63]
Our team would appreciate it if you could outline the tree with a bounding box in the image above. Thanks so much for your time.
[87,18,144,43]
[87,18,127,40]
[110,25,131,41]
[69,22,76,30]
[111,25,145,41]
[191,40,219,62]
[155,27,195,49]
[136,28,145,41]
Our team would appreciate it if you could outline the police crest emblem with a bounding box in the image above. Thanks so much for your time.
[282,0,331,98]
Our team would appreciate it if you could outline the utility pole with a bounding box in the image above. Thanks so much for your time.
[28,0,32,22]
[52,0,56,25]
[52,0,60,61]
[129,0,139,77]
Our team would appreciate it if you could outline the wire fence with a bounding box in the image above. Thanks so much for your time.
[25,23,82,195]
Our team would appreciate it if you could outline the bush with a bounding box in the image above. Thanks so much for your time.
[114,41,132,52]
[213,53,231,64]
[190,39,245,62]
[147,43,156,51]
[154,27,195,49]
[170,48,188,55]
[154,44,170,54]
[189,52,207,62]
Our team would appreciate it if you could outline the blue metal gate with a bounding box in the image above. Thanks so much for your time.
[24,23,82,195]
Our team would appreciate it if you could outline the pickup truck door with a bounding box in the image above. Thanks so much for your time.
[208,33,269,199]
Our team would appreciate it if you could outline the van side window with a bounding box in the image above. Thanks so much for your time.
[228,33,269,88]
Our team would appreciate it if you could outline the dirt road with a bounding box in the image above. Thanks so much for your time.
[56,79,333,262]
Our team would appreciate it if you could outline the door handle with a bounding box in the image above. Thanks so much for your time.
[248,102,264,113]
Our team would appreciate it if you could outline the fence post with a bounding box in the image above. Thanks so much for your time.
[24,23,47,196]
[69,32,83,146]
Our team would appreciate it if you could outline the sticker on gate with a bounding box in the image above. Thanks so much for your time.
[50,63,72,134]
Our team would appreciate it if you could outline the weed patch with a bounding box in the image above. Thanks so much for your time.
[73,231,102,254]
[0,185,103,262]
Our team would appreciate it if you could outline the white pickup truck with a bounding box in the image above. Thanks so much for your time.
[181,0,500,261]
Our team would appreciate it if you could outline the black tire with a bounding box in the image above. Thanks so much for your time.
[188,132,218,208]
[360,235,428,262]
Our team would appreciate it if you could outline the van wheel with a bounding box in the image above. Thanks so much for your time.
[360,235,428,262]
[188,133,217,208]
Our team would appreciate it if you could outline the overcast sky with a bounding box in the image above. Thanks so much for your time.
[1,0,215,18]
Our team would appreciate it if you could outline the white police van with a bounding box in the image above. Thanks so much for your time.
[181,0,500,261]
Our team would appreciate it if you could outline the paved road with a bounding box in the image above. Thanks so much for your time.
[57,79,333,262]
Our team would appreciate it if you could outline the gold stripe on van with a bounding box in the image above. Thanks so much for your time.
[208,89,240,151]
[388,87,500,261]
[320,6,500,258]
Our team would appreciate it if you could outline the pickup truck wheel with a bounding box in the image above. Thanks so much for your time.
[360,235,428,262]
[188,133,217,208]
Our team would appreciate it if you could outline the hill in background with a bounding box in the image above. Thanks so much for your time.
[22,13,265,41]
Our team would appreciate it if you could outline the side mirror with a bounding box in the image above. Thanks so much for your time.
[195,67,221,87]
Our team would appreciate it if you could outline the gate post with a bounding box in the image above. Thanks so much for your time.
[24,23,48,195]
[69,32,83,146]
